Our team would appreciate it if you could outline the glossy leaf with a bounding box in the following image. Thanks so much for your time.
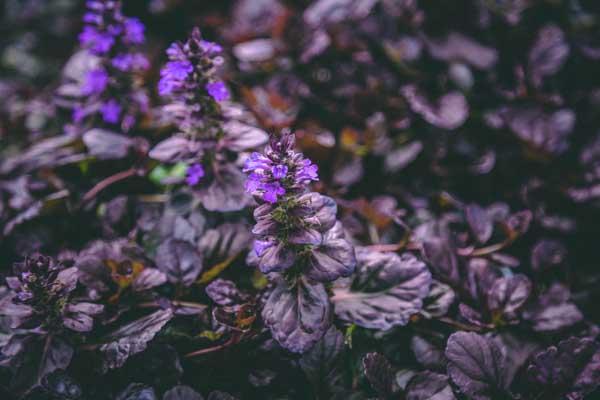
[332,248,431,330]
[261,277,331,353]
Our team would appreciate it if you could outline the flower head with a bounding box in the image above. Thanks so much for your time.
[157,27,227,134]
[71,0,149,130]
[186,163,205,186]
[245,132,354,281]
[243,132,319,203]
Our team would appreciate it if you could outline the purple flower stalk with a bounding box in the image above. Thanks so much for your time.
[150,28,244,205]
[72,0,149,131]
[243,133,319,204]
[246,132,356,354]
[157,27,228,135]
[245,131,355,280]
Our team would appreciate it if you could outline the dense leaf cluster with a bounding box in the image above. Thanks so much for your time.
[1,0,600,399]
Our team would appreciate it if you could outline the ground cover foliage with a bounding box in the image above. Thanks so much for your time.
[1,0,600,399]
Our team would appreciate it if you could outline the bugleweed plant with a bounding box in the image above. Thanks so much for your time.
[1,0,600,399]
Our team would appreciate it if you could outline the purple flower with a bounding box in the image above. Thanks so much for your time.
[206,81,230,102]
[82,68,108,95]
[72,0,149,129]
[200,40,223,55]
[254,239,274,257]
[272,164,288,180]
[244,152,272,172]
[246,133,354,354]
[158,60,194,96]
[157,28,230,135]
[124,17,145,44]
[296,159,319,182]
[101,99,121,124]
[245,172,264,193]
[113,53,137,71]
[79,26,115,54]
[186,163,205,186]
[112,53,150,71]
[83,12,102,24]
[244,133,319,201]
[262,182,286,203]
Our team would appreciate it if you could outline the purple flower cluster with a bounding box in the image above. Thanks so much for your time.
[246,132,356,352]
[158,27,228,128]
[154,28,233,189]
[73,0,149,131]
[244,133,319,204]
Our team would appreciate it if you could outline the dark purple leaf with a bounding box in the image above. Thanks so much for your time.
[299,326,346,397]
[197,163,250,212]
[132,268,168,292]
[221,120,268,152]
[155,239,203,287]
[445,332,510,400]
[465,204,493,244]
[233,39,276,63]
[527,337,600,400]
[205,279,247,306]
[248,369,276,387]
[418,222,460,285]
[406,371,456,400]
[363,352,395,398]
[332,248,431,330]
[116,383,157,400]
[421,280,456,318]
[148,137,197,163]
[198,222,252,264]
[40,371,82,400]
[257,242,296,274]
[384,141,423,173]
[485,107,575,155]
[528,25,570,87]
[207,391,238,400]
[333,158,364,187]
[9,336,74,394]
[465,259,499,302]
[401,84,469,130]
[522,283,583,332]
[129,344,183,390]
[487,274,532,321]
[425,32,498,70]
[494,333,539,386]
[306,222,356,283]
[163,385,203,400]
[411,335,447,370]
[303,0,378,28]
[83,129,133,160]
[100,309,173,371]
[530,239,567,272]
[63,302,104,332]
[261,277,331,353]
